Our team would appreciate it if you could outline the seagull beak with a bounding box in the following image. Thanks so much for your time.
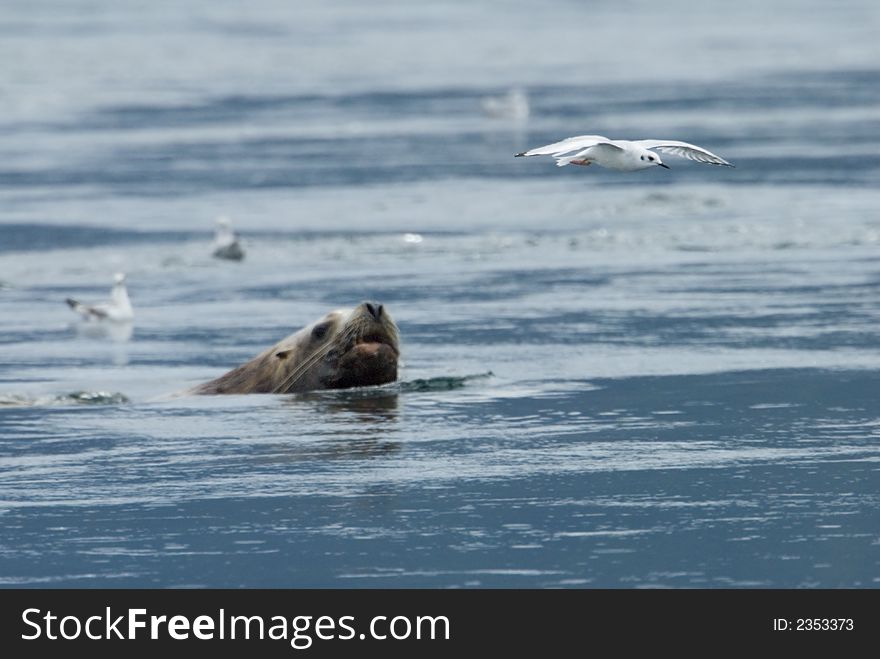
[658,163,670,169]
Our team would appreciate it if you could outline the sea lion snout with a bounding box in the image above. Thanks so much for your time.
[362,301,384,321]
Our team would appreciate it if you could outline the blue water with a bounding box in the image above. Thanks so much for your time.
[1,0,879,588]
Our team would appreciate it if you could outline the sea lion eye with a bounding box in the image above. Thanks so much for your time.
[640,155,645,160]
[311,322,331,341]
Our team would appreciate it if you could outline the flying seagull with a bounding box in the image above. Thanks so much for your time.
[515,135,733,171]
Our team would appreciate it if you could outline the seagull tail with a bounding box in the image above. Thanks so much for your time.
[66,298,97,319]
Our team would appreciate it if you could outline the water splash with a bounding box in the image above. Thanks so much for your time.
[0,391,130,407]
[398,372,494,392]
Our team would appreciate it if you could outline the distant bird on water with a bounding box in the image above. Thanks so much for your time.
[481,87,530,121]
[66,272,134,322]
[515,135,733,171]
[212,216,245,261]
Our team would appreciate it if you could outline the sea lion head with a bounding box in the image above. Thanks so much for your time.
[189,301,399,395]
[271,301,399,393]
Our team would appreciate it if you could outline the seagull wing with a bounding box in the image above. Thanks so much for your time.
[66,298,109,320]
[516,135,618,158]
[634,140,733,167]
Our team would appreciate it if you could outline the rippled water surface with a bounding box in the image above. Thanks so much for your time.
[1,0,879,587]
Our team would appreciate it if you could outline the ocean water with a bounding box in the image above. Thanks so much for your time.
[1,0,879,587]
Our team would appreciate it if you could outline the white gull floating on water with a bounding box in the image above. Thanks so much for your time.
[515,135,733,171]
[481,88,530,121]
[66,272,134,322]
[212,216,245,261]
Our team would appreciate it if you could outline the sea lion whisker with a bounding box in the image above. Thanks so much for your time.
[271,323,365,393]
[273,321,393,393]
[272,340,338,394]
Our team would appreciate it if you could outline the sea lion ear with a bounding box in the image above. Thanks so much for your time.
[275,349,292,360]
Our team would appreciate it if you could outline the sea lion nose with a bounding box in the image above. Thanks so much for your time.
[364,302,383,320]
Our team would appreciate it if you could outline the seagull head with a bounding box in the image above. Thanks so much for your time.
[113,272,127,284]
[637,150,669,169]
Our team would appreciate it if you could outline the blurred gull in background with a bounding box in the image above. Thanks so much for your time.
[211,216,246,261]
[481,87,530,122]
[66,272,134,323]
